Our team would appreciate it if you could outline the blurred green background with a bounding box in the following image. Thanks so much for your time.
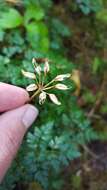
[0,0,107,190]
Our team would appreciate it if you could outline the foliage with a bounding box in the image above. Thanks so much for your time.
[1,97,98,190]
[75,0,103,15]
[0,0,106,190]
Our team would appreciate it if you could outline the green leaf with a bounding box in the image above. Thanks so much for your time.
[92,57,102,74]
[24,5,45,25]
[52,19,71,37]
[101,104,107,114]
[96,9,107,23]
[80,4,90,15]
[26,22,49,52]
[0,30,5,41]
[72,175,82,189]
[0,8,23,29]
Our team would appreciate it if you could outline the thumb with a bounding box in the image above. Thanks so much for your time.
[0,104,38,182]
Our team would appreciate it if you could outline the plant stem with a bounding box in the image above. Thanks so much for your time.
[39,73,41,85]
[44,85,55,90]
[42,73,46,86]
[35,75,39,86]
[33,62,39,85]
[44,79,55,88]
[29,88,41,102]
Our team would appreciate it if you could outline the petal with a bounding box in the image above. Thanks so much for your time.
[32,58,36,64]
[35,66,41,75]
[39,91,47,105]
[21,70,36,79]
[55,73,71,81]
[48,93,61,105]
[55,83,68,90]
[44,61,50,74]
[26,84,38,91]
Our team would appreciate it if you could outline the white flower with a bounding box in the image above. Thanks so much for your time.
[32,58,41,75]
[22,58,71,106]
[54,74,71,81]
[21,69,36,79]
[55,83,68,90]
[48,93,61,105]
[26,84,38,91]
[35,66,41,75]
[39,91,47,105]
[32,58,36,64]
[44,61,50,74]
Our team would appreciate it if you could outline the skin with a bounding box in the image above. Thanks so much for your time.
[0,83,38,182]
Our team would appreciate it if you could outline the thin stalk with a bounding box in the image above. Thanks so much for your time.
[35,75,39,86]
[33,62,38,69]
[42,73,47,86]
[29,88,41,102]
[38,73,42,85]
[44,85,55,91]
[33,62,39,85]
[44,79,55,88]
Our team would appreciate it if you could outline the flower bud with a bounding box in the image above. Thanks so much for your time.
[21,69,36,79]
[39,91,46,104]
[35,66,41,75]
[48,93,61,105]
[32,58,36,64]
[54,74,71,81]
[44,61,50,74]
[55,83,68,90]
[26,84,38,91]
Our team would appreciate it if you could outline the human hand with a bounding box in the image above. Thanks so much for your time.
[0,83,38,182]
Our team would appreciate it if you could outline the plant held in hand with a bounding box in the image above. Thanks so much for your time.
[22,58,71,105]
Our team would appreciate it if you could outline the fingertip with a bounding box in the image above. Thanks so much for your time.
[0,83,30,112]
[18,87,30,103]
[0,104,38,181]
[22,104,39,129]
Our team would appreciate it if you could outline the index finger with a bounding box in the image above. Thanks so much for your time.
[0,83,29,112]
